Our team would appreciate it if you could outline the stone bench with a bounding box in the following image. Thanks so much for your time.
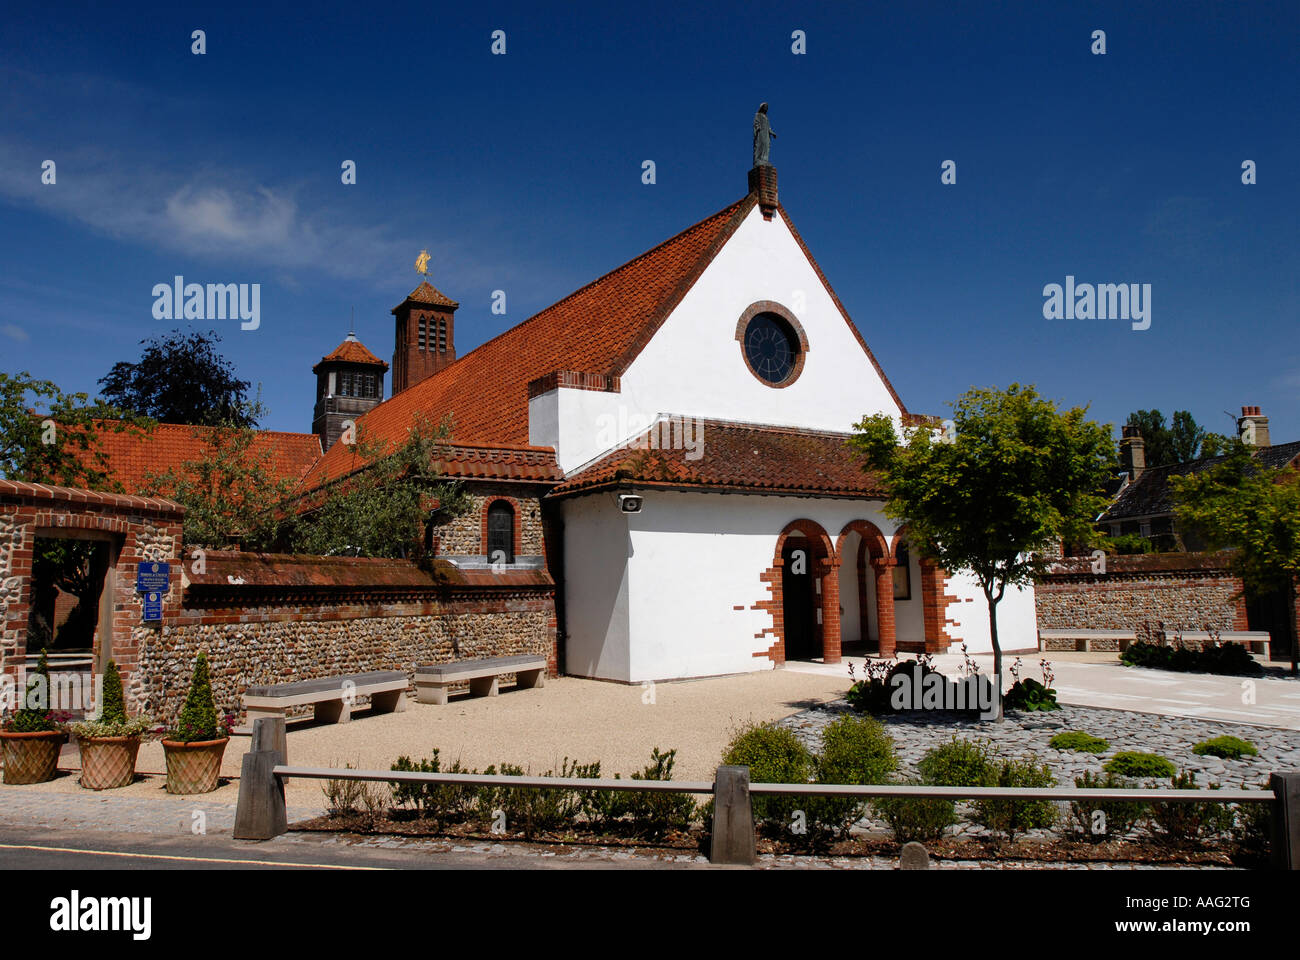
[237,670,408,733]
[415,655,546,705]
[1039,628,1271,659]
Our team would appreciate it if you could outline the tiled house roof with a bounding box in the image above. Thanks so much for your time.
[301,195,758,488]
[87,422,323,494]
[548,418,887,499]
[1102,439,1300,522]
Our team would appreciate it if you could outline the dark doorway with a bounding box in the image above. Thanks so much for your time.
[27,538,111,653]
[782,537,821,660]
[1246,581,1296,661]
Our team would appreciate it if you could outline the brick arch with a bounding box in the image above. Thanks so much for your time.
[836,519,888,562]
[837,520,893,657]
[887,525,956,654]
[753,519,840,667]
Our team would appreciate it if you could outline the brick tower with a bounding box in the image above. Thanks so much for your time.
[392,281,458,395]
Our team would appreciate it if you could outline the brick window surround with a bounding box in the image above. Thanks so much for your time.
[480,496,523,562]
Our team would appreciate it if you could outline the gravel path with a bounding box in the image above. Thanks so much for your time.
[775,701,1297,842]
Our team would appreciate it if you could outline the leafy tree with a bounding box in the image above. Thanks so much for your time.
[171,651,223,742]
[99,328,256,428]
[0,371,149,489]
[1125,408,1228,466]
[141,411,296,551]
[290,414,471,558]
[852,384,1115,719]
[1171,440,1300,674]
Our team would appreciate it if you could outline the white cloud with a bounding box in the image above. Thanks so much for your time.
[2,323,30,342]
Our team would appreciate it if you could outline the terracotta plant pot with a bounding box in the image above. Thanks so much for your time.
[1,730,68,785]
[161,737,229,794]
[77,735,142,790]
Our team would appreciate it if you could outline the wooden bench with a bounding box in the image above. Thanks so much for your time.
[238,670,408,733]
[1039,629,1137,652]
[415,656,546,705]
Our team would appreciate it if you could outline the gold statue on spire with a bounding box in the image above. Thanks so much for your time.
[415,249,431,276]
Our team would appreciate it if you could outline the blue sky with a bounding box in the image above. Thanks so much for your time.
[1,1,1296,446]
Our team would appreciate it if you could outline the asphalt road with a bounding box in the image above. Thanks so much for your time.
[0,826,698,870]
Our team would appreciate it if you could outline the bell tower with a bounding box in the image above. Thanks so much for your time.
[392,281,458,395]
[312,333,388,450]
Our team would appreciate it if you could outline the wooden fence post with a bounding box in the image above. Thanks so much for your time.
[233,718,288,841]
[1270,772,1299,870]
[710,765,756,866]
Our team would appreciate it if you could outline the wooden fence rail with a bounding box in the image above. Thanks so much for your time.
[231,718,1300,869]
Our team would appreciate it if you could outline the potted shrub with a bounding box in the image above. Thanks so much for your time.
[0,649,70,784]
[70,660,153,790]
[160,651,233,795]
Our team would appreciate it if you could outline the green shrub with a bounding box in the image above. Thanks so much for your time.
[1193,735,1258,759]
[1049,730,1109,754]
[1002,677,1060,712]
[1232,799,1272,862]
[2,649,65,733]
[324,762,390,822]
[601,747,696,838]
[70,659,155,739]
[872,778,957,844]
[1105,751,1177,779]
[99,660,127,726]
[1120,639,1261,676]
[807,714,898,837]
[389,748,481,826]
[1146,771,1235,846]
[917,737,996,787]
[169,651,230,742]
[1068,770,1148,839]
[720,722,814,832]
[974,757,1058,842]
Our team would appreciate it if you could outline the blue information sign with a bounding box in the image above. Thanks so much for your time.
[136,561,170,594]
[142,592,163,622]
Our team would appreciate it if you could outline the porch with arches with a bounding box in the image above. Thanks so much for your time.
[759,517,957,666]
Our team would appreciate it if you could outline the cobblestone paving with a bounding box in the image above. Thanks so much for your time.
[776,700,1297,843]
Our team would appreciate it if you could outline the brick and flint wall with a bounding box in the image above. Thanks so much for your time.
[142,552,558,722]
[1034,551,1248,650]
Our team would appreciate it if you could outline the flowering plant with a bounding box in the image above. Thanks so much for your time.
[1,650,71,733]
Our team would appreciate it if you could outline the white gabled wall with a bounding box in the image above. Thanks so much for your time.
[532,204,905,474]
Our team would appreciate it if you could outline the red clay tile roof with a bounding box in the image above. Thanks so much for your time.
[399,281,459,309]
[0,478,185,514]
[434,442,563,482]
[302,195,758,488]
[548,418,887,499]
[314,336,389,371]
[87,422,323,494]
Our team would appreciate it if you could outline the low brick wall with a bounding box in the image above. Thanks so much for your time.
[1034,552,1248,650]
[136,552,557,721]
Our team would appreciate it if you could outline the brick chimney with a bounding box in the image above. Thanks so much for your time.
[392,281,458,395]
[1120,424,1145,480]
[1238,405,1270,447]
[748,164,778,220]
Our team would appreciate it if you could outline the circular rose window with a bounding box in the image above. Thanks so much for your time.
[742,311,802,385]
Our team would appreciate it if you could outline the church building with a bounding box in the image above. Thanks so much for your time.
[83,131,1040,685]
[288,152,1039,680]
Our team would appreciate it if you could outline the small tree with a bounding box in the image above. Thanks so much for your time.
[99,660,127,726]
[172,651,223,742]
[2,648,63,732]
[291,414,470,558]
[1172,441,1300,675]
[0,371,150,489]
[142,412,296,550]
[851,384,1114,719]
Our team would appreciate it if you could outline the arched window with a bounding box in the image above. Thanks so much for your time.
[486,501,515,565]
[892,542,912,600]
